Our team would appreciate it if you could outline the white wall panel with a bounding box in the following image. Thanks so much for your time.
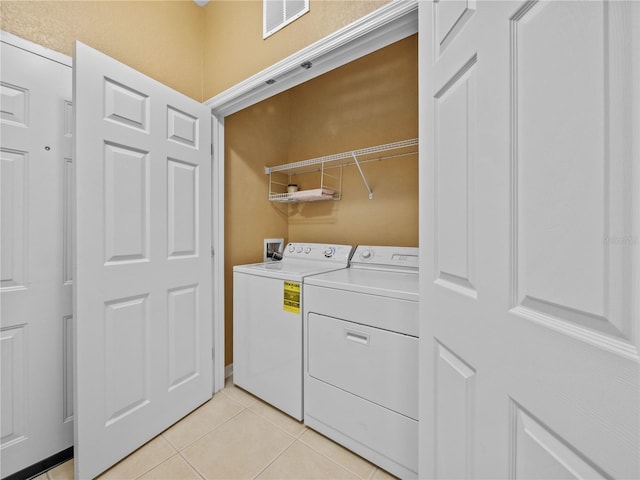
[1,82,29,127]
[434,55,477,298]
[104,143,150,264]
[63,157,73,285]
[1,150,27,290]
[63,315,74,423]
[435,341,476,479]
[0,326,26,447]
[167,285,199,390]
[104,295,150,425]
[167,159,198,258]
[510,402,605,479]
[167,106,198,148]
[510,1,636,349]
[435,0,476,55]
[104,78,149,132]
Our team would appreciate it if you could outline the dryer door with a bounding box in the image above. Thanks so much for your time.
[307,313,418,419]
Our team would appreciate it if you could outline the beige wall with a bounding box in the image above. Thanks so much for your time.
[225,34,418,364]
[1,0,392,101]
[1,0,392,100]
[0,0,204,100]
[202,0,390,99]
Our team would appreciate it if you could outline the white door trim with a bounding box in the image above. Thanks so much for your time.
[0,31,72,67]
[205,0,418,392]
[211,113,226,392]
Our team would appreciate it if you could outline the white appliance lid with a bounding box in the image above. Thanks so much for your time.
[233,260,349,280]
[305,267,419,301]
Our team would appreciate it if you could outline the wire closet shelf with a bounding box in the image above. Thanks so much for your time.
[265,138,418,203]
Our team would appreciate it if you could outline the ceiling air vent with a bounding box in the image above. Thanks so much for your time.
[263,0,309,39]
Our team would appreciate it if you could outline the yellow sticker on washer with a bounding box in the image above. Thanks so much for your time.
[283,281,300,313]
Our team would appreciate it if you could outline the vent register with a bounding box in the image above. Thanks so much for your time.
[264,0,310,38]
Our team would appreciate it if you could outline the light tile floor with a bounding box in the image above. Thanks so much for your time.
[35,379,398,480]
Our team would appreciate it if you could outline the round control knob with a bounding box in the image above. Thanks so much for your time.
[304,247,311,254]
[360,249,373,260]
[323,247,335,258]
[296,246,303,253]
[288,245,295,253]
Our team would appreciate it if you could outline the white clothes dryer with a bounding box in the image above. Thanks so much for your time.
[233,243,353,420]
[303,245,419,478]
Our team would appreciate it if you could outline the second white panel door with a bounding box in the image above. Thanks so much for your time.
[74,42,213,480]
[419,1,639,478]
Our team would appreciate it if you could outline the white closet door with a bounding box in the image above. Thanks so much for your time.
[0,39,73,478]
[419,1,639,478]
[74,42,212,480]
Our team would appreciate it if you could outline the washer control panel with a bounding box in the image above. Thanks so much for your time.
[284,243,353,263]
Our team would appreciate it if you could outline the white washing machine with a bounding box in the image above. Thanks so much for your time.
[233,242,353,420]
[303,245,419,478]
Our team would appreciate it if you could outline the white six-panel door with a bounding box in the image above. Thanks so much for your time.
[419,1,639,478]
[1,39,74,478]
[74,42,213,479]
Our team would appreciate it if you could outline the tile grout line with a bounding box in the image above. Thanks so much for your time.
[220,379,303,479]
[171,399,298,480]
[168,383,385,480]
[174,408,247,453]
[297,434,376,480]
[219,385,260,408]
[175,450,206,480]
[226,386,373,479]
[131,452,179,480]
[250,434,298,480]
[174,393,253,479]
[128,389,248,479]
[162,391,249,452]
[125,436,180,480]
[245,404,309,439]
[163,406,246,451]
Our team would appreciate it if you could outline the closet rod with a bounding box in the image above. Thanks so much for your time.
[283,151,417,176]
[264,138,418,174]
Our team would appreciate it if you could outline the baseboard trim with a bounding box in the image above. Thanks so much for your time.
[3,447,73,480]
[225,363,233,379]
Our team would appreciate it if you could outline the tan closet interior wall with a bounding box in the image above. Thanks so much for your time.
[224,34,418,365]
[224,92,291,365]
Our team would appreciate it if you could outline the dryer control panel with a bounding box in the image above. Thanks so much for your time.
[351,245,419,272]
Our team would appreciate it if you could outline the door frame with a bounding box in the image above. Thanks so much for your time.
[205,0,419,391]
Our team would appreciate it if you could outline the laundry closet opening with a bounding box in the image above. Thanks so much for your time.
[223,34,418,367]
